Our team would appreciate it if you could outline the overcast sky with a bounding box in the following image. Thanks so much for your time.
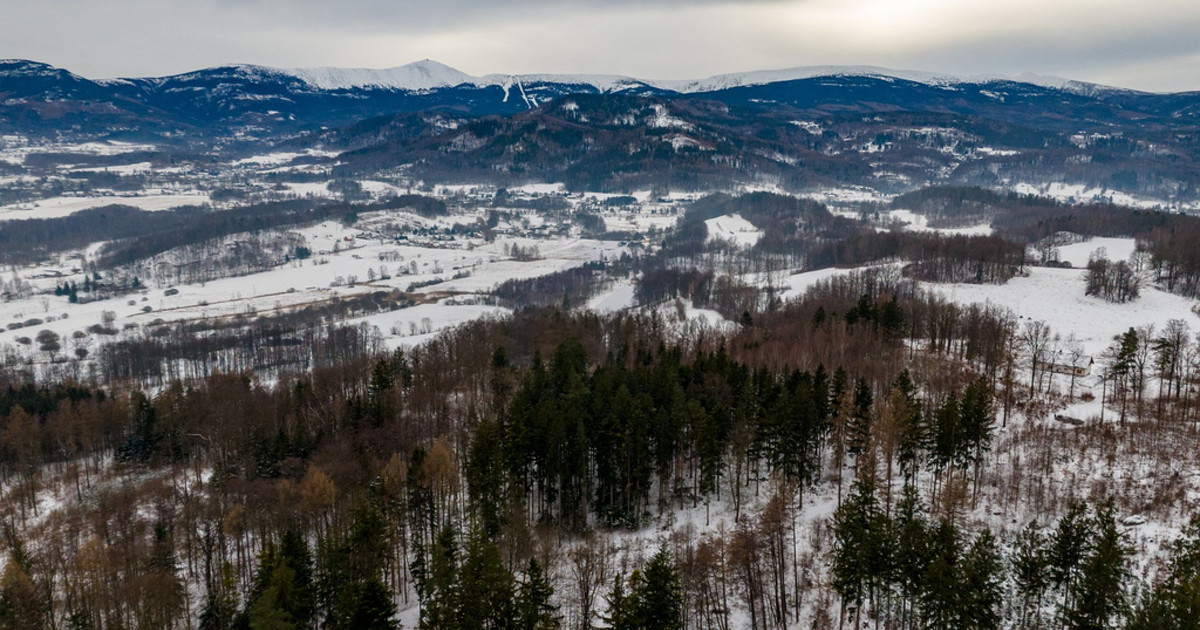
[4,0,1199,92]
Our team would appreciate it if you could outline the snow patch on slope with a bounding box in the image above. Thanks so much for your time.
[705,213,762,248]
[287,60,477,91]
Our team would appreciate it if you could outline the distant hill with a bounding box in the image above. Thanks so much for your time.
[3,58,1199,201]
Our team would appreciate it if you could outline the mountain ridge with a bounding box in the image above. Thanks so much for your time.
[3,57,1166,96]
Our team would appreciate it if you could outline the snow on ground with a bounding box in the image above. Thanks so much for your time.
[65,162,154,175]
[509,183,566,195]
[0,139,157,164]
[1012,182,1200,211]
[350,301,511,350]
[928,266,1200,359]
[885,208,994,236]
[600,208,678,233]
[704,213,763,247]
[779,267,856,301]
[799,185,894,205]
[233,149,339,168]
[1055,236,1138,267]
[0,217,629,373]
[412,238,624,294]
[0,190,209,221]
[587,281,636,314]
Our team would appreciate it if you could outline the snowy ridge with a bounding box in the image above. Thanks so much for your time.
[85,60,1134,96]
[652,65,1129,96]
[287,60,478,91]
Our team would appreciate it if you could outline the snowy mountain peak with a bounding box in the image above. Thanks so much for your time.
[0,59,79,78]
[285,59,479,91]
[651,65,1120,96]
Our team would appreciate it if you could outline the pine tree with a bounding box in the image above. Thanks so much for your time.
[346,579,398,630]
[0,539,46,630]
[602,572,637,630]
[515,559,559,630]
[919,521,962,630]
[467,418,506,537]
[1049,503,1093,608]
[960,530,1004,630]
[1012,521,1050,627]
[634,548,684,630]
[1130,514,1200,629]
[892,371,925,482]
[245,534,315,630]
[847,378,873,458]
[1066,502,1130,630]
[417,525,460,630]
[892,483,930,626]
[832,472,882,626]
[457,531,515,630]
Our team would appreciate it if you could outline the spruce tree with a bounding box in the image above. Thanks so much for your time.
[847,377,873,458]
[832,472,882,626]
[515,559,559,630]
[634,548,683,630]
[892,483,930,625]
[960,530,1004,630]
[346,579,398,630]
[601,573,638,630]
[1049,502,1093,608]
[199,563,239,630]
[417,525,459,630]
[457,532,516,630]
[1066,502,1130,630]
[919,521,962,630]
[1012,521,1050,627]
[1129,514,1200,630]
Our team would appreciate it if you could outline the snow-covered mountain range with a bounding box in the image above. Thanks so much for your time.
[1,57,1197,140]
[185,59,1125,97]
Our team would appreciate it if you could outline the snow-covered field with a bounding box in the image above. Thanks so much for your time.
[705,213,763,247]
[0,190,210,221]
[1055,236,1137,267]
[884,208,994,235]
[0,213,629,374]
[935,266,1199,353]
[1012,181,1200,211]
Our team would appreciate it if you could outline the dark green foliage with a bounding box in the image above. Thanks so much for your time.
[635,549,684,630]
[1012,521,1051,627]
[1065,502,1130,630]
[318,499,397,630]
[602,549,683,630]
[515,559,559,630]
[243,531,314,630]
[457,532,516,630]
[847,377,873,456]
[199,563,240,630]
[1049,503,1093,595]
[1128,514,1200,630]
[960,531,1004,630]
[831,473,889,625]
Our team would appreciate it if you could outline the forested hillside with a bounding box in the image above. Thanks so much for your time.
[1,267,1198,629]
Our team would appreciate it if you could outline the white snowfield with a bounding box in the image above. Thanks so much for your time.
[782,238,1196,362]
[0,213,628,368]
[1012,182,1200,211]
[204,59,1131,96]
[0,191,210,221]
[933,264,1200,359]
[1054,237,1138,267]
[884,208,993,236]
[704,213,763,247]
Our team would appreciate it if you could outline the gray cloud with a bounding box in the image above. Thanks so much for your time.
[2,0,1198,92]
